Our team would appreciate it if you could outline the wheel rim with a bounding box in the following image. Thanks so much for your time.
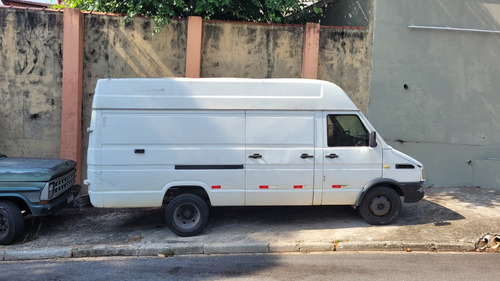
[0,213,8,238]
[368,195,391,216]
[172,203,201,231]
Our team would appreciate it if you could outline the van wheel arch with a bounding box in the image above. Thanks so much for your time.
[163,186,211,207]
[356,181,403,206]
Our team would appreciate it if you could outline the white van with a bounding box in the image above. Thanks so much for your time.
[86,78,425,236]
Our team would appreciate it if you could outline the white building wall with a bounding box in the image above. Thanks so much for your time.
[369,0,500,188]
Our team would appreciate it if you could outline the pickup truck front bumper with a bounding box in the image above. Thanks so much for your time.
[30,185,81,216]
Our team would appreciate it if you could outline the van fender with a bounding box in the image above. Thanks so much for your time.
[354,178,403,207]
[162,181,211,192]
[161,181,212,203]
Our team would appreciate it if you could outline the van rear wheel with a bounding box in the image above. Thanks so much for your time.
[358,186,401,225]
[0,201,25,245]
[165,194,209,237]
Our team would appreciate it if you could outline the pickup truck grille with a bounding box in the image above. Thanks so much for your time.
[48,169,76,199]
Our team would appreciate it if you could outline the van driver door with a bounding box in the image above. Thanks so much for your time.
[321,112,383,205]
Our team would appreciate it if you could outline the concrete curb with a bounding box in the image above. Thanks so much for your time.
[0,241,477,261]
[336,242,476,252]
[4,247,72,261]
[72,245,139,258]
[268,242,336,253]
[204,242,269,255]
[139,243,205,256]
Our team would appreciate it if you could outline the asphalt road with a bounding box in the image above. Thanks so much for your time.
[0,252,498,281]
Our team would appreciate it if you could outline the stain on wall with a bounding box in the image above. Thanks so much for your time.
[201,21,303,78]
[81,15,187,183]
[318,28,372,114]
[0,9,63,158]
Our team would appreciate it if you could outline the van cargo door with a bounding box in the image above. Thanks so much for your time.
[245,111,315,205]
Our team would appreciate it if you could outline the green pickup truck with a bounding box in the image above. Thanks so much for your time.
[0,154,80,245]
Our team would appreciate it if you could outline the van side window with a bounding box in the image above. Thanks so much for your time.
[327,115,369,147]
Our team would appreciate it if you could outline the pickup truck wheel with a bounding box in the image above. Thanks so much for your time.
[0,201,25,245]
[165,194,209,237]
[358,186,401,225]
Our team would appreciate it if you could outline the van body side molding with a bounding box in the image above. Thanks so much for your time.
[175,165,245,170]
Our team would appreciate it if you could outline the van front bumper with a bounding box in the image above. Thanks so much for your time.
[400,181,425,203]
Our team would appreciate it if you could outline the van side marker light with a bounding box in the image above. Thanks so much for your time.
[332,185,342,188]
[212,185,229,189]
[294,185,303,189]
[259,185,277,189]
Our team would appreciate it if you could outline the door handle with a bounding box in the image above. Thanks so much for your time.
[248,153,262,159]
[300,153,314,159]
[325,153,339,159]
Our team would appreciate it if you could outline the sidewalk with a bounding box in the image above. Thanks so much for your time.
[1,186,499,260]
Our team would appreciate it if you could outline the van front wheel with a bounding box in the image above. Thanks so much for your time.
[165,194,209,237]
[358,186,401,225]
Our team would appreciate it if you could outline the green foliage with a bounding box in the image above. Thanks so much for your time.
[53,0,319,33]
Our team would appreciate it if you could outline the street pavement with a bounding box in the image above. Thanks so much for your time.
[1,186,499,260]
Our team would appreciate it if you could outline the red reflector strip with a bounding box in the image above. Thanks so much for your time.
[294,185,303,189]
[212,185,221,189]
[332,185,342,189]
[259,185,269,189]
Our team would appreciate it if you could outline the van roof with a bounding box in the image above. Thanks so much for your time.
[93,78,358,111]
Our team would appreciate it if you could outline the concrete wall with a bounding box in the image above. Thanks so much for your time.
[201,21,303,78]
[369,0,500,188]
[0,9,63,158]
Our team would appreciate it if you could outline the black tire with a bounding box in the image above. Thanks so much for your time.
[0,201,25,245]
[165,193,209,237]
[358,186,402,225]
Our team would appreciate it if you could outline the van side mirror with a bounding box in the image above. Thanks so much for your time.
[369,131,377,147]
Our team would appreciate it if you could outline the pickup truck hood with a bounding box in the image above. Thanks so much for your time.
[0,157,77,182]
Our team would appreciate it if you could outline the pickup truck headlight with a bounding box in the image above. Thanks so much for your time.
[48,183,54,199]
